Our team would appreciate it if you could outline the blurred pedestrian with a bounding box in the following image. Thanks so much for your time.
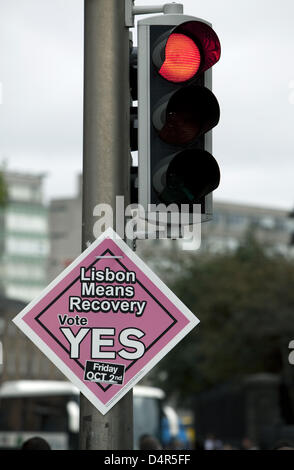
[166,437,186,450]
[273,441,294,450]
[21,437,51,450]
[223,443,234,450]
[139,434,162,450]
[242,437,259,450]
[194,439,205,450]
[204,433,223,450]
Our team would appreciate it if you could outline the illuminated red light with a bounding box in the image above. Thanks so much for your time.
[159,33,201,83]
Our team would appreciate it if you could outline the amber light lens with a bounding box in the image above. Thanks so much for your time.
[159,33,201,83]
[156,86,220,145]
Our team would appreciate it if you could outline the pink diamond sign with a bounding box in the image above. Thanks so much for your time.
[13,228,199,415]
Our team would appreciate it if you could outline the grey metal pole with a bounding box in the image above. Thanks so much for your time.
[80,0,133,450]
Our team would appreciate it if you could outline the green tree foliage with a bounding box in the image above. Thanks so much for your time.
[148,233,294,399]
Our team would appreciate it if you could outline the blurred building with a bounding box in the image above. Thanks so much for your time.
[48,175,82,281]
[0,174,81,382]
[0,296,62,382]
[0,171,49,303]
[201,201,293,254]
[47,184,294,280]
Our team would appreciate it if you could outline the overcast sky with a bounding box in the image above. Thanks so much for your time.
[0,0,294,209]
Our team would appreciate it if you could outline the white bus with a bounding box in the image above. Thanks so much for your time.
[0,381,165,450]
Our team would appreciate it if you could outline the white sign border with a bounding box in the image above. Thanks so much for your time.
[13,227,200,415]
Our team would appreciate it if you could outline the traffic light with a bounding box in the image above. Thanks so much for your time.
[137,14,221,221]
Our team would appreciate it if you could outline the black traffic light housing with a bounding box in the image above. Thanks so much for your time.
[138,14,221,222]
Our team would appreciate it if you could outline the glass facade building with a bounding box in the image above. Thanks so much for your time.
[0,171,49,303]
